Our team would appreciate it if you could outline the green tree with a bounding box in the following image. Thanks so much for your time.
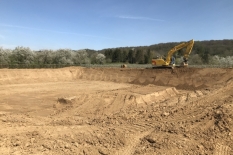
[35,49,54,64]
[194,45,204,55]
[52,49,73,65]
[177,49,183,57]
[127,49,136,63]
[0,47,11,65]
[104,49,113,62]
[73,50,90,64]
[96,53,106,64]
[112,48,121,62]
[10,46,35,64]
[144,49,152,64]
[188,54,203,65]
[201,48,210,64]
[121,50,128,62]
[135,49,144,64]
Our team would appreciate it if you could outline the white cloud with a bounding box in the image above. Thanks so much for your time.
[117,16,164,21]
[0,23,84,35]
[0,23,119,41]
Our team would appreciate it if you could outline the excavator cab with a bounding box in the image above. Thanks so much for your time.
[170,56,175,65]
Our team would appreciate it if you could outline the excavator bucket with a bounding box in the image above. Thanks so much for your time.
[179,62,188,67]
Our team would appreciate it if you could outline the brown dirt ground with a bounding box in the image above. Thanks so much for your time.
[0,67,233,155]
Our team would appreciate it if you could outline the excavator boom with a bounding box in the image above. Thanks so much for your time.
[166,39,194,63]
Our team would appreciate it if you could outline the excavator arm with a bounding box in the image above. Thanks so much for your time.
[183,39,194,59]
[166,39,194,63]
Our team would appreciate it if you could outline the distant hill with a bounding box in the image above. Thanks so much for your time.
[100,39,233,57]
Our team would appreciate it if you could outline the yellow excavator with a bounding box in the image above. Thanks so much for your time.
[151,39,194,68]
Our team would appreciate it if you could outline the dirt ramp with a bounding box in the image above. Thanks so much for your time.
[131,86,179,105]
[53,85,181,117]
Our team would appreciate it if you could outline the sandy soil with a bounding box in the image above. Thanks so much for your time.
[0,67,233,155]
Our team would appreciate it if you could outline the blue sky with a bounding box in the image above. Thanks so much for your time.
[0,0,232,50]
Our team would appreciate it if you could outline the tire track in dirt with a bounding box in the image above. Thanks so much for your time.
[214,144,232,155]
[116,129,153,155]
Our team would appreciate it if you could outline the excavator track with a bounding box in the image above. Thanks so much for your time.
[151,66,175,69]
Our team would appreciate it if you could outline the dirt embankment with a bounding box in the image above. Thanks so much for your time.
[78,67,233,90]
[1,67,232,90]
[0,67,81,85]
[0,67,233,155]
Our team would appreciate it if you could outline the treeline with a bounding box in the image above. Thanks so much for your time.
[104,48,153,64]
[101,39,233,65]
[0,47,106,68]
[0,39,233,68]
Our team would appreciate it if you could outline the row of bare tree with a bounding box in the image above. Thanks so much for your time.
[0,47,106,66]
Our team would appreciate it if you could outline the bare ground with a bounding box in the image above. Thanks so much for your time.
[0,67,233,155]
